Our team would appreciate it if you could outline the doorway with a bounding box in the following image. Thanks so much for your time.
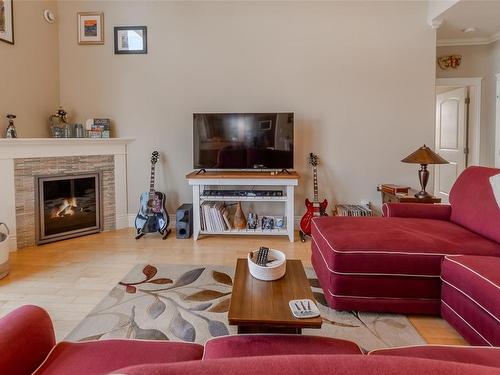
[434,78,482,203]
[496,74,500,168]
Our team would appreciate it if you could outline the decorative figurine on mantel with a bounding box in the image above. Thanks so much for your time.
[49,107,69,138]
[5,114,17,138]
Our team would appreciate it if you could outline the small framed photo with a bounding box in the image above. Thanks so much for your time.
[114,26,147,54]
[0,0,14,45]
[78,12,104,45]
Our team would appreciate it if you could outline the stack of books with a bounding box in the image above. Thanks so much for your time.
[85,118,111,138]
[201,202,232,231]
[336,204,373,217]
[380,184,410,195]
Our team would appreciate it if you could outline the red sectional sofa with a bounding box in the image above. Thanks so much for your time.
[2,305,500,374]
[311,166,500,315]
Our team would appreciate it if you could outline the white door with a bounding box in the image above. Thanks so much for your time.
[434,87,468,203]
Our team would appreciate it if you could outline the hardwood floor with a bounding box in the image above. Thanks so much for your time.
[0,229,467,344]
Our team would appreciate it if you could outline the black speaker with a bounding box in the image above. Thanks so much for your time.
[176,204,193,239]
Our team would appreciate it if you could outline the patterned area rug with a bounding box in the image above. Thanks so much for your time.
[66,264,425,351]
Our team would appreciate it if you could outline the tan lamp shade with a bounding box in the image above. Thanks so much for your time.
[401,145,449,165]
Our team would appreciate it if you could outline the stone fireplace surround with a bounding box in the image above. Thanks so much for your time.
[0,138,134,251]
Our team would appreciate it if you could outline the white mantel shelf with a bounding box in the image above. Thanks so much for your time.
[0,137,135,159]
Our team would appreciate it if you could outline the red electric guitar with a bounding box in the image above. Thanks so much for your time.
[299,153,328,242]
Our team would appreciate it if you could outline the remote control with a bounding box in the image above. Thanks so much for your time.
[288,299,321,319]
[256,247,269,266]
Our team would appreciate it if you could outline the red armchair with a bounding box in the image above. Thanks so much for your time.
[311,166,500,315]
[0,305,204,375]
[0,305,56,375]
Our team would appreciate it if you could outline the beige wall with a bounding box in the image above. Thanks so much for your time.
[437,41,499,166]
[0,1,59,137]
[57,1,436,215]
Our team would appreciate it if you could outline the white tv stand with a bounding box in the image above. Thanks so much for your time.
[186,171,300,242]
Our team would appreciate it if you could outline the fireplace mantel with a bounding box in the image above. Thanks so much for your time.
[0,138,134,251]
[0,138,134,159]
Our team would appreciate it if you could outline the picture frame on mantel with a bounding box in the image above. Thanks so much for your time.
[114,26,147,54]
[78,11,104,45]
[0,0,14,45]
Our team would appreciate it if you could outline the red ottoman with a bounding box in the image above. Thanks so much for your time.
[203,334,362,359]
[441,255,500,346]
[311,216,500,314]
[369,345,500,368]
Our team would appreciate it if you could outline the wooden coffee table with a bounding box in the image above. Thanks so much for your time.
[228,259,322,334]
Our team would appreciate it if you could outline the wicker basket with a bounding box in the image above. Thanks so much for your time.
[247,248,286,281]
[0,223,10,279]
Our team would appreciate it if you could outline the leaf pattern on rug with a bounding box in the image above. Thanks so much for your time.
[208,298,231,313]
[128,306,169,340]
[147,297,166,319]
[206,319,229,337]
[65,264,425,351]
[212,270,233,286]
[173,268,205,288]
[170,310,196,342]
[189,302,213,311]
[143,265,158,280]
[185,290,231,301]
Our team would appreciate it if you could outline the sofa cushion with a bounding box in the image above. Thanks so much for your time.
[311,216,500,277]
[112,355,500,375]
[441,256,500,322]
[203,334,362,359]
[441,256,500,346]
[449,166,500,244]
[34,339,204,375]
[369,345,500,368]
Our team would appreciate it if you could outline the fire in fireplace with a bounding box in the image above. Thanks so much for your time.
[35,173,103,244]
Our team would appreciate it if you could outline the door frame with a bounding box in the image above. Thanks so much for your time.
[436,77,482,166]
[496,73,500,168]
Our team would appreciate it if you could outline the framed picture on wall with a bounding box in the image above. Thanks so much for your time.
[78,12,104,45]
[114,26,147,54]
[0,0,14,44]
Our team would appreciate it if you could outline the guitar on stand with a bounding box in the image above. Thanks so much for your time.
[134,151,171,240]
[299,153,328,242]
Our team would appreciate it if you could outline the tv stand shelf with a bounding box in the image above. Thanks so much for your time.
[186,171,300,242]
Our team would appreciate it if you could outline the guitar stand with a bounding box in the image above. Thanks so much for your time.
[160,228,172,240]
[299,230,309,243]
[136,226,171,240]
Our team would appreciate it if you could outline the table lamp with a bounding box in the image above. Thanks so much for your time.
[401,145,449,199]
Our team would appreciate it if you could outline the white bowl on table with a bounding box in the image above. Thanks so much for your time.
[247,248,286,281]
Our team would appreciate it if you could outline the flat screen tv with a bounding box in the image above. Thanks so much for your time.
[193,113,294,170]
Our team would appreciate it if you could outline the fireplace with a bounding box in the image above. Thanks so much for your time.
[35,173,103,244]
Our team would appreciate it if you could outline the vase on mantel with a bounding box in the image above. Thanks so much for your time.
[233,202,247,230]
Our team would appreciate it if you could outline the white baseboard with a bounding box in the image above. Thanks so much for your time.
[7,236,17,252]
[116,214,130,229]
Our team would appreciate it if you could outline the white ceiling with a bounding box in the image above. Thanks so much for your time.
[437,0,500,45]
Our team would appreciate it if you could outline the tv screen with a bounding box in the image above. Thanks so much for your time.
[193,113,294,170]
